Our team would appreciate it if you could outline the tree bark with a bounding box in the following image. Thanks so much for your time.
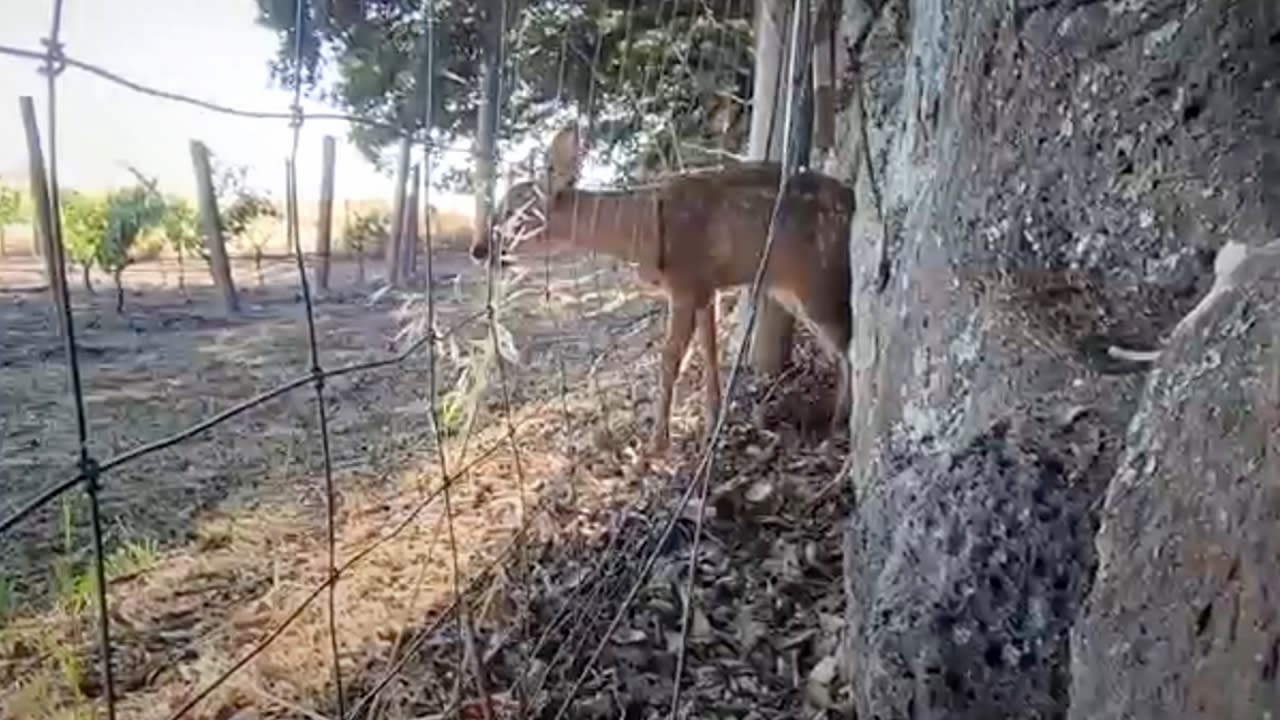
[316,135,336,291]
[732,0,796,376]
[385,137,412,287]
[177,240,187,292]
[189,139,240,315]
[112,268,124,314]
[811,0,837,170]
[472,0,503,260]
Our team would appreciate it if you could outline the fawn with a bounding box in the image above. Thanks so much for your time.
[471,124,854,452]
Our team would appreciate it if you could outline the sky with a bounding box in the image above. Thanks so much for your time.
[0,0,473,212]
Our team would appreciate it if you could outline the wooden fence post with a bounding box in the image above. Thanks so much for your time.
[385,137,412,287]
[316,135,336,291]
[189,140,241,315]
[401,164,420,281]
[19,96,68,334]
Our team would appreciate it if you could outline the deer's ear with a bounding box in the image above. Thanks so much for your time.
[547,124,581,194]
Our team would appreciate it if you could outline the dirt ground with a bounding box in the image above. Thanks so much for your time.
[0,250,852,719]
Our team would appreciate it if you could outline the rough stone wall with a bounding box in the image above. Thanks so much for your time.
[835,0,1279,717]
[1069,246,1280,719]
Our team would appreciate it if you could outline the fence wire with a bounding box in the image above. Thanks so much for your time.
[0,0,839,718]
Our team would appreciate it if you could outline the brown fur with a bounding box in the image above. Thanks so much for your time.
[473,125,854,451]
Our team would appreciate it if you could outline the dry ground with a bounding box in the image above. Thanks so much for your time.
[0,249,853,720]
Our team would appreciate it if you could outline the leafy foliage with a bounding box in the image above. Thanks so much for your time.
[60,191,109,291]
[0,183,23,254]
[343,207,391,255]
[160,195,203,258]
[255,0,753,181]
[343,207,390,282]
[0,184,23,227]
[209,156,280,240]
[100,180,168,311]
[100,188,166,274]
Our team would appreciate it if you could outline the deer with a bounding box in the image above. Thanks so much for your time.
[470,123,855,454]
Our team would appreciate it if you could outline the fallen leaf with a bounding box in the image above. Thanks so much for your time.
[805,654,840,709]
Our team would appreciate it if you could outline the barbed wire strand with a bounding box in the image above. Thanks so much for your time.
[344,328,652,719]
[492,3,752,712]
[25,0,123,717]
[0,297,495,538]
[666,0,752,713]
[0,42,483,153]
[364,501,451,720]
[570,0,647,450]
[548,27,816,720]
[12,307,538,720]
[579,0,662,434]
[0,2,841,719]
[413,3,477,719]
[279,0,347,714]
[432,5,511,716]
[1,5,595,720]
[526,512,661,705]
[163,420,524,720]
[548,29,610,454]
[542,2,583,497]
[479,1,541,715]
[406,3,484,715]
[541,9,748,710]
[344,498,546,720]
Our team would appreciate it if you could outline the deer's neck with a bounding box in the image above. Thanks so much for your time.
[553,188,661,269]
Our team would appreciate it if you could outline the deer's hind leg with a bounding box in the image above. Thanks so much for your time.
[652,296,697,453]
[814,314,852,437]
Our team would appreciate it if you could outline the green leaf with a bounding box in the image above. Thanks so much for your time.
[255,0,755,177]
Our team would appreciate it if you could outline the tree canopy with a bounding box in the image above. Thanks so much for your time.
[255,0,754,183]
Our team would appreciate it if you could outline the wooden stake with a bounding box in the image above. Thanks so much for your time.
[189,139,240,315]
[19,96,68,334]
[316,135,336,291]
[385,137,412,287]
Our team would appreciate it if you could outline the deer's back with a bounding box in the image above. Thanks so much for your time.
[656,164,854,296]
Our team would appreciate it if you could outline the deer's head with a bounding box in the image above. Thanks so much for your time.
[469,123,583,264]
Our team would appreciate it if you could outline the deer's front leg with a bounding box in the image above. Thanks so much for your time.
[696,301,721,441]
[652,298,697,453]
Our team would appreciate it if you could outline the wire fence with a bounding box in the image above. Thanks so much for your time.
[0,1,852,718]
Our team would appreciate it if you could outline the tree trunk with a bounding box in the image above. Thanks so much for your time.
[731,0,796,376]
[787,0,815,171]
[811,0,838,172]
[472,0,502,260]
[112,268,124,314]
[190,139,240,315]
[177,241,187,293]
[385,137,411,287]
[81,264,94,294]
[316,135,336,292]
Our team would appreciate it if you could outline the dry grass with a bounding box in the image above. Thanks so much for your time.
[0,248,664,719]
[0,247,851,720]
